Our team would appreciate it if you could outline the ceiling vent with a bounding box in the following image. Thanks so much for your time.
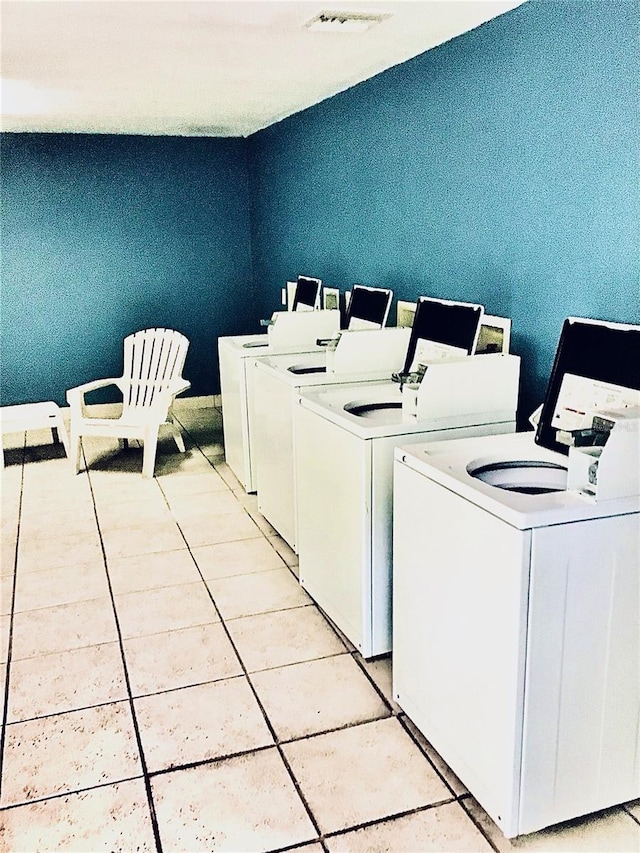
[305,11,389,34]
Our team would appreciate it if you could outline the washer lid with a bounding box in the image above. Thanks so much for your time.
[536,318,640,455]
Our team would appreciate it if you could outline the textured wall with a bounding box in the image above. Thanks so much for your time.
[248,0,639,420]
[1,133,254,403]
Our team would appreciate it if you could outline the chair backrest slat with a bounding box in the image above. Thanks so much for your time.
[122,328,189,414]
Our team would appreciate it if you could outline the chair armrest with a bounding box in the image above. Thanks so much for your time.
[66,378,124,417]
[170,379,191,398]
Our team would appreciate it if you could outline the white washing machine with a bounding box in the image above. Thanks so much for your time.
[251,294,489,550]
[251,325,411,550]
[218,308,340,491]
[392,317,640,839]
[295,352,520,658]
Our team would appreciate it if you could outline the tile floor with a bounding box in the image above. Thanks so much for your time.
[1,401,639,852]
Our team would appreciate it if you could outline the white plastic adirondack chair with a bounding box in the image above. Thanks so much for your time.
[67,328,191,478]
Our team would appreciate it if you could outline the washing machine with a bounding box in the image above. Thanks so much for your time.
[293,298,520,658]
[251,325,411,551]
[218,307,340,492]
[392,316,640,838]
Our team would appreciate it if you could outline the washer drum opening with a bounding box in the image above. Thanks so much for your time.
[467,459,568,495]
[343,401,403,423]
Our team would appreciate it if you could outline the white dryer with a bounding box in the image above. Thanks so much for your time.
[392,317,640,839]
[218,308,340,492]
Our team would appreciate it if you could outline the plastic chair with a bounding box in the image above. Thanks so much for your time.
[66,328,191,478]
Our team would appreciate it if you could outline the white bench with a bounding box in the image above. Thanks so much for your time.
[1,402,69,466]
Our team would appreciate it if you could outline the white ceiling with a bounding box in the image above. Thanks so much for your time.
[1,0,526,138]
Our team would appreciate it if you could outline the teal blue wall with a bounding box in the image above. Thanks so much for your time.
[1,134,254,404]
[2,2,638,416]
[248,0,639,420]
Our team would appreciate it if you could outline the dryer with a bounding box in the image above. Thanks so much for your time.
[392,317,640,839]
[218,308,340,492]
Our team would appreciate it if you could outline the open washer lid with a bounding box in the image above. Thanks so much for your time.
[535,317,640,455]
[400,296,484,375]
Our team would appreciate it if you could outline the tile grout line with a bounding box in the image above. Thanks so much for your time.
[0,433,27,804]
[156,463,328,849]
[459,797,502,853]
[85,455,165,853]
[170,417,480,847]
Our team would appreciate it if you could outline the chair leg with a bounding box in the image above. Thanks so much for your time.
[70,431,82,474]
[142,428,159,479]
[168,412,186,453]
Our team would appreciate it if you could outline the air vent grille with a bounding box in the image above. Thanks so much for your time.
[305,11,389,33]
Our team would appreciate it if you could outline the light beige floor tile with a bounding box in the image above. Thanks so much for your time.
[101,519,186,561]
[624,800,640,820]
[135,676,273,771]
[0,614,9,663]
[17,531,103,574]
[82,445,151,476]
[114,581,218,638]
[18,506,98,541]
[268,534,299,567]
[95,495,175,532]
[1,701,142,807]
[326,801,493,852]
[90,472,163,504]
[192,537,284,580]
[152,748,317,852]
[11,597,118,660]
[234,496,278,537]
[212,460,243,491]
[1,573,14,614]
[13,560,109,612]
[124,622,242,696]
[1,507,18,540]
[19,491,93,521]
[1,511,20,543]
[157,470,228,498]
[7,642,128,722]
[246,507,278,536]
[107,549,201,594]
[153,449,217,477]
[1,499,19,527]
[20,473,92,510]
[0,542,17,578]
[207,567,310,620]
[225,605,346,672]
[400,714,468,797]
[251,654,388,740]
[203,447,226,464]
[1,443,24,473]
[357,653,402,713]
[1,662,6,719]
[283,717,451,834]
[0,777,156,852]
[182,435,226,458]
[167,489,242,518]
[23,427,67,454]
[462,799,640,852]
[285,845,325,853]
[177,508,263,549]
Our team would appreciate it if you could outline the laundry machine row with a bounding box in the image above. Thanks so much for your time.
[219,283,396,493]
[263,296,519,658]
